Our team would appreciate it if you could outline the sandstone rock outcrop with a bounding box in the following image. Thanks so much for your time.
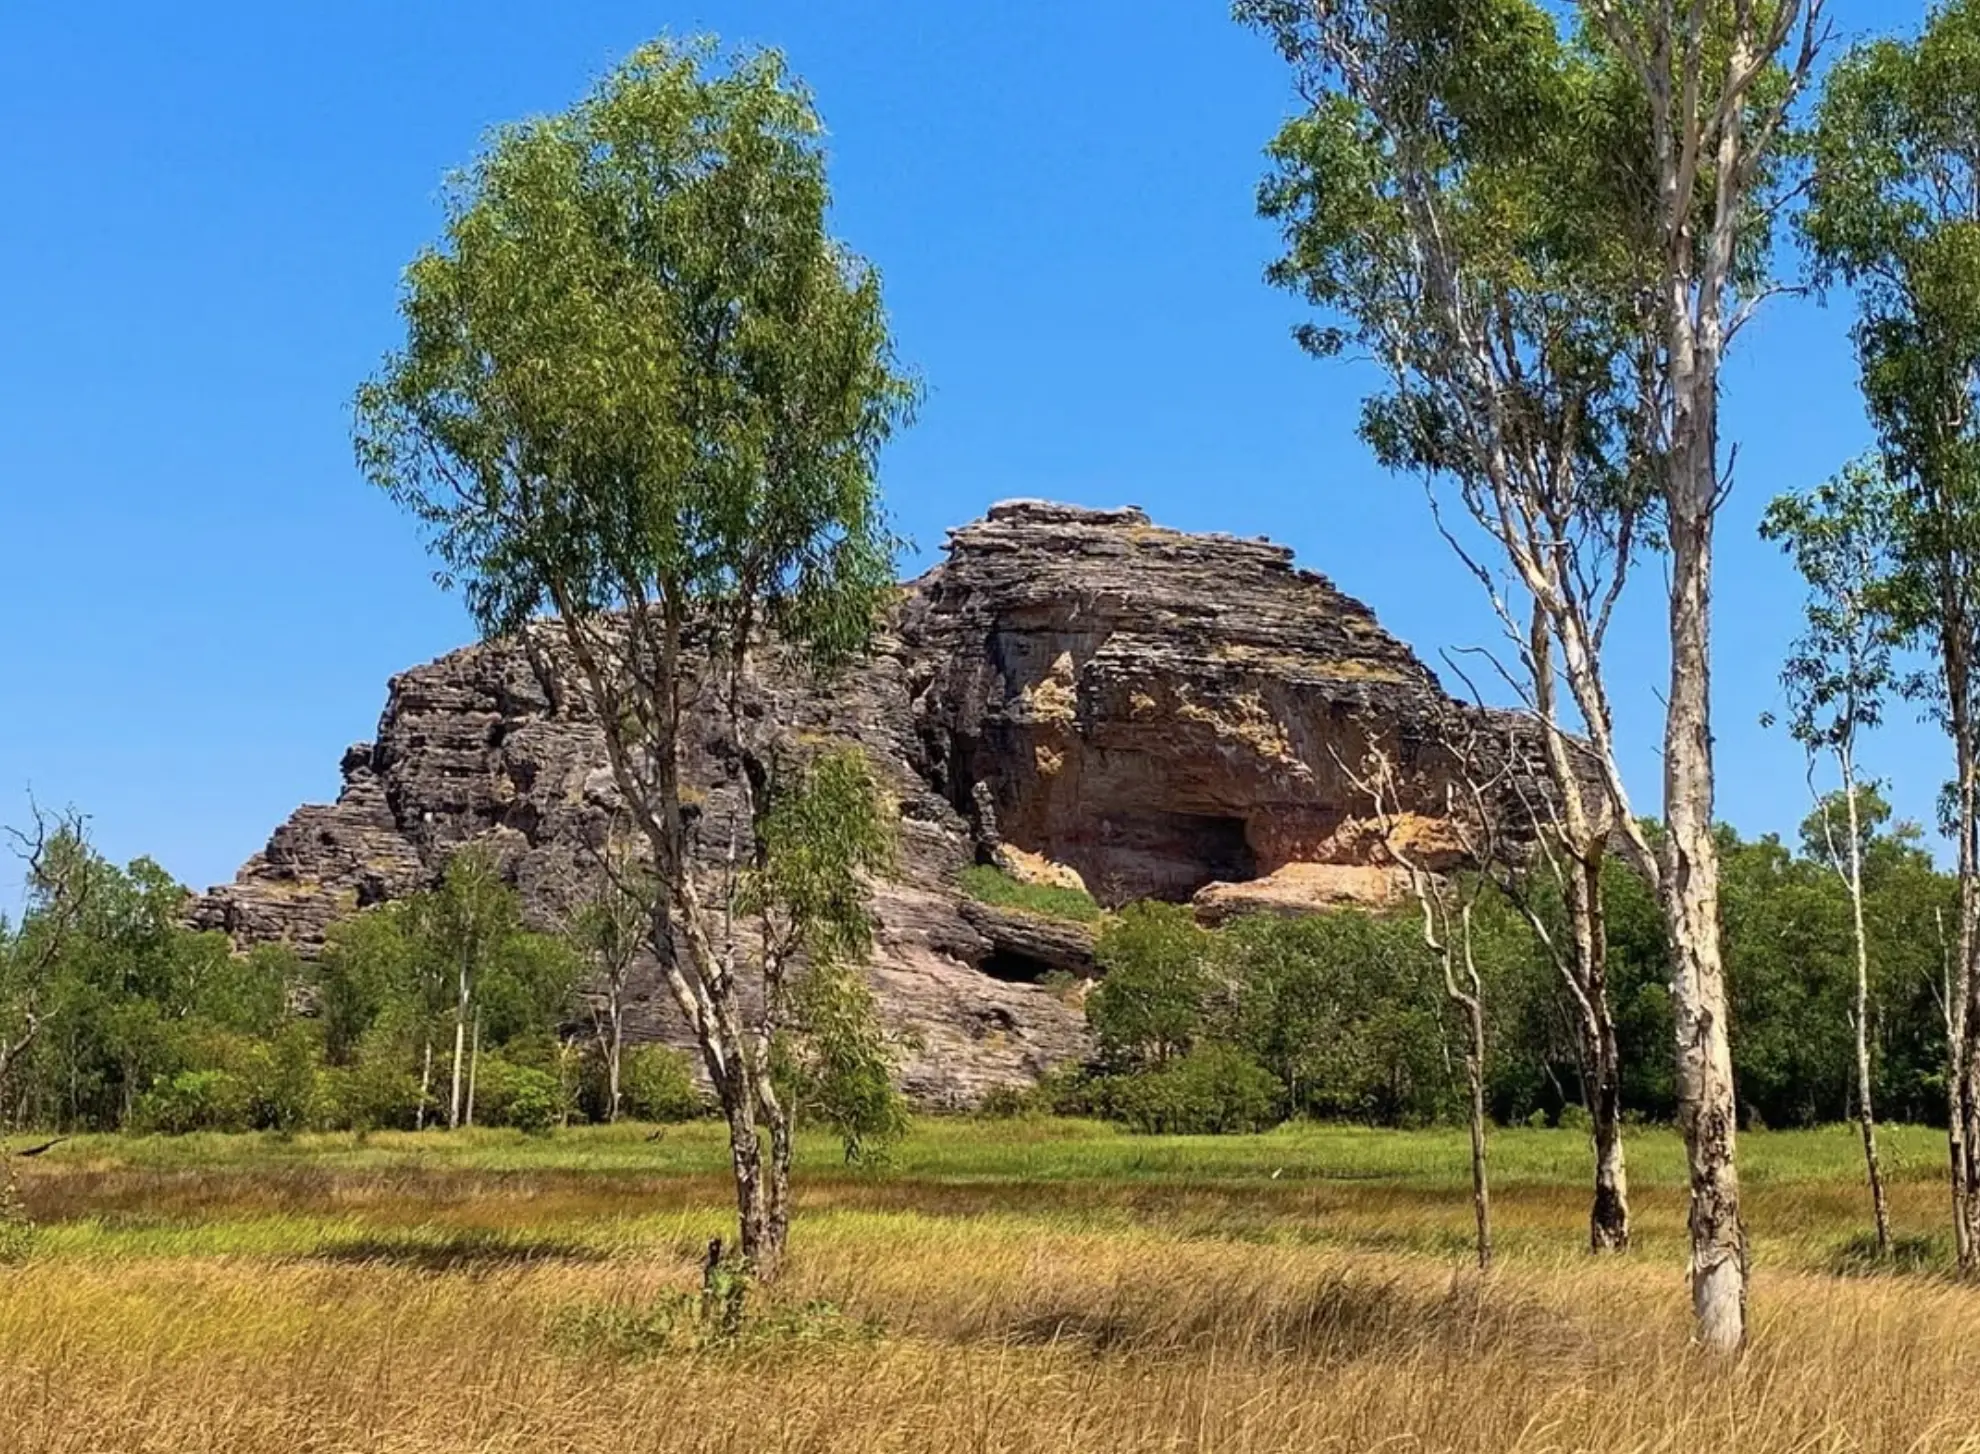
[193,500,1529,1104]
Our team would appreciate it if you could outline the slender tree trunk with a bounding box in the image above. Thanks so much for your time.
[1462,989,1492,1273]
[466,1008,481,1129]
[1841,762,1892,1255]
[417,1037,432,1131]
[1664,463,1747,1354]
[608,989,624,1124]
[448,974,468,1132]
[1946,640,1980,1273]
[1570,851,1630,1253]
[1940,905,1972,1268]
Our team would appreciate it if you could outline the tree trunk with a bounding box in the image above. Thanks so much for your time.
[1463,991,1492,1273]
[1841,766,1892,1256]
[1589,1010,1630,1254]
[466,1008,481,1128]
[1946,900,1972,1268]
[608,991,624,1124]
[1664,479,1747,1354]
[1570,851,1630,1253]
[448,988,467,1132]
[723,1083,771,1270]
[417,1037,432,1132]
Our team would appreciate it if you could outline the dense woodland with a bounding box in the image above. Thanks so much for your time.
[0,792,1954,1142]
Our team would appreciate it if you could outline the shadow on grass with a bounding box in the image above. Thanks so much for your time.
[1001,1269,1562,1365]
[311,1228,609,1274]
[1827,1231,1951,1279]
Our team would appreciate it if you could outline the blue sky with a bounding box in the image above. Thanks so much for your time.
[0,0,1919,908]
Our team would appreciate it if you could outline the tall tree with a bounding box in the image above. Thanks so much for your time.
[1247,0,1824,1349]
[1761,459,1903,1255]
[356,38,913,1277]
[1579,0,1826,1353]
[1803,0,1980,1272]
[423,845,520,1131]
[567,831,649,1122]
[0,805,93,1112]
[1244,0,1649,1259]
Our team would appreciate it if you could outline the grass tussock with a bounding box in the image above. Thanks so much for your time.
[10,1122,1980,1451]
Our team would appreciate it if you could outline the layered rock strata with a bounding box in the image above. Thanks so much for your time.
[193,501,1529,1103]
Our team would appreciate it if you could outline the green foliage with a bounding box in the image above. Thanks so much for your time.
[1090,1043,1285,1136]
[1760,459,1904,772]
[749,749,898,971]
[134,1070,256,1136]
[1804,4,1980,794]
[957,865,1102,924]
[1220,911,1454,1125]
[775,962,908,1163]
[352,36,914,660]
[467,1057,571,1133]
[1088,904,1219,1070]
[616,1045,705,1123]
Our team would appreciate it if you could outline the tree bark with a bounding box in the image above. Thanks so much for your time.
[1571,850,1630,1253]
[448,976,468,1132]
[1460,966,1492,1273]
[607,994,624,1124]
[417,1038,432,1132]
[1840,762,1892,1255]
[465,1008,481,1129]
[1664,476,1747,1354]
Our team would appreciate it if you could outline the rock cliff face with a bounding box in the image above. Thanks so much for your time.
[193,501,1518,1105]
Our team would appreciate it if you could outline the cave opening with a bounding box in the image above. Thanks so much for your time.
[978,947,1061,984]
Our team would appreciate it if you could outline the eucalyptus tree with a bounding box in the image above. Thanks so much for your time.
[1761,459,1904,1256]
[423,845,518,1131]
[1246,0,1824,1349]
[1244,0,1648,1261]
[356,39,914,1276]
[567,833,650,1122]
[1804,0,1980,1272]
[0,806,92,1111]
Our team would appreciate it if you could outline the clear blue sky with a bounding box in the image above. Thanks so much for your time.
[0,0,1919,909]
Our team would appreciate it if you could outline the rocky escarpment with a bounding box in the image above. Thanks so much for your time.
[193,501,1526,1105]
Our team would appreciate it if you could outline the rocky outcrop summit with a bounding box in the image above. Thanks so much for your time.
[193,501,1523,1104]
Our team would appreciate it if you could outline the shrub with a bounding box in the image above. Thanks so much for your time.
[1093,1043,1284,1135]
[504,1067,565,1135]
[471,1056,572,1130]
[1089,903,1219,1070]
[619,1045,705,1122]
[314,1059,425,1132]
[959,865,1102,924]
[133,1069,255,1135]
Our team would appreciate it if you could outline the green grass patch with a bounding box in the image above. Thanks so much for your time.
[958,864,1102,922]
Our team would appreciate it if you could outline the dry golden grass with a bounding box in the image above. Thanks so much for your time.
[7,1123,1980,1453]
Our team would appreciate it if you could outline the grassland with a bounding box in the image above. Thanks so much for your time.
[8,1119,1980,1452]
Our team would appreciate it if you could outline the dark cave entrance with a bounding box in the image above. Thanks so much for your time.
[978,947,1061,984]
